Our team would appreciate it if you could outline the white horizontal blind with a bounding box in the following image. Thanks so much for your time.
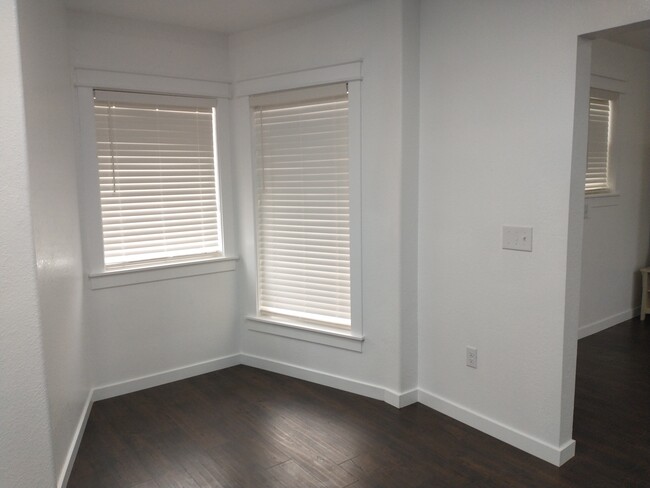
[586,94,612,193]
[94,91,222,269]
[252,83,351,329]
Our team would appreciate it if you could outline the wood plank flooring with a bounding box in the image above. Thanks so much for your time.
[68,318,650,487]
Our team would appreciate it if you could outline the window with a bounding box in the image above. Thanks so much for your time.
[251,83,351,330]
[586,89,616,193]
[93,90,223,270]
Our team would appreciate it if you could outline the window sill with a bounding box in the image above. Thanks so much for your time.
[585,192,620,207]
[246,315,364,352]
[89,256,238,290]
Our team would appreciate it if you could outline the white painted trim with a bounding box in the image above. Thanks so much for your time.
[417,389,575,466]
[58,355,577,485]
[76,73,236,281]
[92,354,241,401]
[578,307,639,339]
[591,74,627,94]
[234,61,362,98]
[347,79,363,338]
[241,353,395,403]
[74,68,231,98]
[384,388,419,408]
[89,257,238,290]
[59,354,242,486]
[58,391,93,488]
[77,86,105,273]
[243,65,364,339]
[246,316,364,352]
[585,193,619,206]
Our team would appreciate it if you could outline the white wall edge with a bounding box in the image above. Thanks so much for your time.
[578,307,639,339]
[234,61,362,98]
[58,391,93,488]
[74,68,231,98]
[384,388,419,408]
[417,389,575,466]
[92,354,241,401]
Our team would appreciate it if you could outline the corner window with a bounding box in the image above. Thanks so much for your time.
[251,83,352,330]
[93,91,223,270]
[586,88,616,194]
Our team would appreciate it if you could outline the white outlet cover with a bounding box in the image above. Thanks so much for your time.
[502,225,533,252]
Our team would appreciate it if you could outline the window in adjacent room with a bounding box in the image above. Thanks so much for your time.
[93,90,223,270]
[585,88,616,194]
[251,83,352,330]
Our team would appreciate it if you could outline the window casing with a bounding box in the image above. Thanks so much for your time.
[93,90,224,270]
[586,88,616,194]
[251,83,352,330]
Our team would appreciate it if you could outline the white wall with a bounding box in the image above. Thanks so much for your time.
[4,0,644,476]
[230,0,419,396]
[67,12,239,389]
[418,0,650,464]
[67,11,230,82]
[0,1,57,486]
[579,39,650,337]
[15,0,88,484]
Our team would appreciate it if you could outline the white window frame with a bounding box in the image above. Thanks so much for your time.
[585,88,617,195]
[237,62,364,347]
[585,74,624,202]
[75,69,237,289]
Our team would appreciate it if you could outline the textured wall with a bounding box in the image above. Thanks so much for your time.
[580,39,650,335]
[67,11,240,391]
[418,0,650,456]
[231,0,418,394]
[16,0,89,481]
[0,1,56,486]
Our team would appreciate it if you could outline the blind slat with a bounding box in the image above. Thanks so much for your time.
[586,95,612,193]
[254,86,351,328]
[95,92,223,268]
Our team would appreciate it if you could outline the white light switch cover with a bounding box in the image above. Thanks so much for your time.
[502,226,533,252]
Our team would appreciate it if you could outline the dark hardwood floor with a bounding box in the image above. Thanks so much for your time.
[68,318,650,487]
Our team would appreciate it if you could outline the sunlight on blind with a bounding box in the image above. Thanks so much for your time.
[95,95,222,269]
[252,85,351,329]
[586,96,612,193]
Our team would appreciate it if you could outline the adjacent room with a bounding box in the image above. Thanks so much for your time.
[1,1,649,487]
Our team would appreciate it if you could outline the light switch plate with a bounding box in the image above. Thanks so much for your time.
[502,225,533,252]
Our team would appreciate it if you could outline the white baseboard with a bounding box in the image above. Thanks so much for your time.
[92,354,241,401]
[384,387,419,408]
[578,307,639,339]
[58,391,93,488]
[59,353,577,486]
[240,353,417,408]
[418,389,575,466]
[60,354,241,487]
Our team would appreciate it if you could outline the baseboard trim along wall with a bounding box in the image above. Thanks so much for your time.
[59,354,241,487]
[418,389,576,466]
[60,353,575,486]
[240,353,418,409]
[92,354,241,401]
[578,307,639,339]
[58,391,93,488]
[385,387,419,408]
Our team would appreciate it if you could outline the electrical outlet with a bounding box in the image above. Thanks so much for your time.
[466,346,478,369]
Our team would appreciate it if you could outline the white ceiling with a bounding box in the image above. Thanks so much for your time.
[63,0,362,33]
